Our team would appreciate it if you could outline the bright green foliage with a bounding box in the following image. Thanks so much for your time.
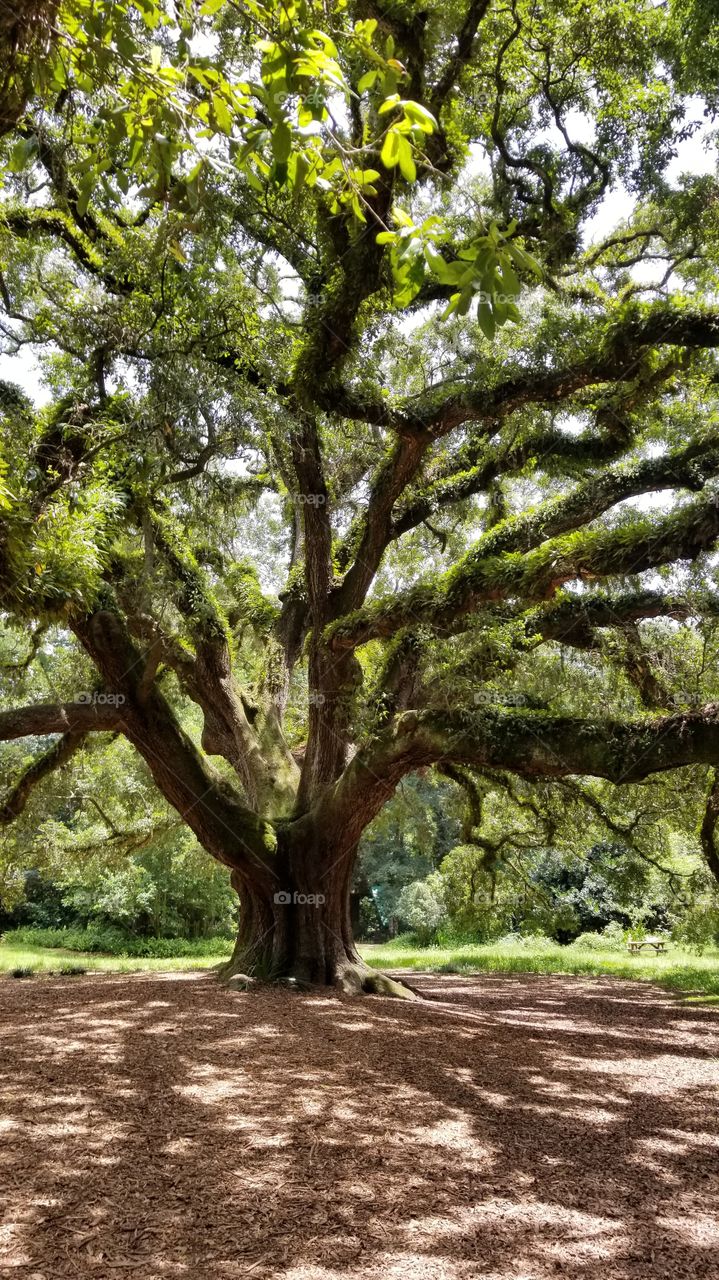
[396,874,447,944]
[357,772,461,923]
[3,4,439,228]
[359,760,719,948]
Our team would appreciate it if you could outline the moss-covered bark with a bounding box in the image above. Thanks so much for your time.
[328,481,719,651]
[220,823,417,998]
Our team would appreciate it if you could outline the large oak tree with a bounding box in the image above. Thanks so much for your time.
[2,0,719,994]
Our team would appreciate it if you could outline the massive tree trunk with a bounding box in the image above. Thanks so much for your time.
[219,821,417,998]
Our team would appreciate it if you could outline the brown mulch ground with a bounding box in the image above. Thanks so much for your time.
[0,972,718,1280]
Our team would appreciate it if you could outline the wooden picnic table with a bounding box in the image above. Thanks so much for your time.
[627,936,667,954]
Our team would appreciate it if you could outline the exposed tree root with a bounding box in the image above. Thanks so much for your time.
[216,953,422,1000]
[223,971,257,991]
[334,960,422,1000]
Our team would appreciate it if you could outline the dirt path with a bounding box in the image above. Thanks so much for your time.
[0,972,717,1280]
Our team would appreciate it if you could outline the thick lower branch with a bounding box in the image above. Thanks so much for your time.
[72,610,278,876]
[0,700,122,740]
[328,705,719,837]
[329,485,719,651]
[0,730,86,823]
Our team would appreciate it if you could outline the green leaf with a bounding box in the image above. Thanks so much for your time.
[357,70,378,92]
[245,166,264,192]
[75,173,95,216]
[381,128,400,168]
[211,93,233,135]
[168,241,188,264]
[455,288,473,317]
[393,207,414,228]
[438,258,474,286]
[424,245,451,280]
[441,293,461,320]
[497,258,520,297]
[271,121,292,164]
[8,136,38,173]
[399,101,438,133]
[288,151,310,191]
[394,258,425,305]
[477,299,496,340]
[507,241,543,279]
[397,134,416,182]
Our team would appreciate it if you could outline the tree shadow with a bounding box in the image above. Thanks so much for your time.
[0,970,717,1278]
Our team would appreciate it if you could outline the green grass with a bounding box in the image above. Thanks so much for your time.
[0,939,228,975]
[361,938,719,999]
[2,934,718,1001]
[5,925,231,958]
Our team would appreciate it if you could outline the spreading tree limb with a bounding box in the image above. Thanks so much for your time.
[0,730,87,824]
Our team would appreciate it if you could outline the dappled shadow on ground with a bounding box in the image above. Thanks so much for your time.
[0,971,717,1279]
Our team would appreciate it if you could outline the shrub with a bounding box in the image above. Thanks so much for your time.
[436,926,484,946]
[385,932,420,950]
[2,925,231,958]
[602,921,627,946]
[571,923,627,952]
[396,876,447,945]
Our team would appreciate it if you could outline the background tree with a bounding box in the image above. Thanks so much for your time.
[401,760,717,945]
[2,0,719,994]
[356,771,461,932]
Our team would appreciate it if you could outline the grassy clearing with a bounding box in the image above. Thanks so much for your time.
[4,925,230,959]
[0,940,226,975]
[362,939,719,999]
[2,935,718,1001]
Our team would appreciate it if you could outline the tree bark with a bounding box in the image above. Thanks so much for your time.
[219,824,418,998]
[0,1,58,136]
[700,769,719,889]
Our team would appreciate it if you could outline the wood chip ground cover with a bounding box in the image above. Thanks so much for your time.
[0,972,717,1279]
